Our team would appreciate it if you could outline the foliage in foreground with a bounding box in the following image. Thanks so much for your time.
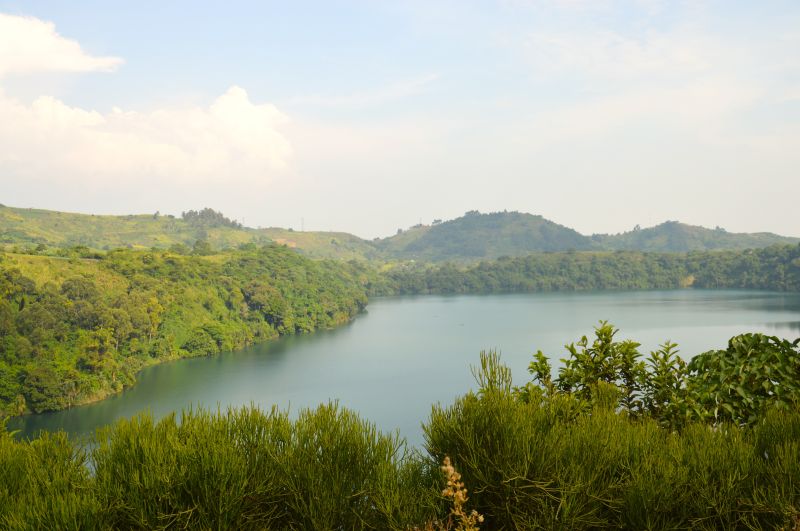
[426,380,800,529]
[426,331,800,529]
[2,397,798,530]
[1,404,440,530]
[520,322,800,428]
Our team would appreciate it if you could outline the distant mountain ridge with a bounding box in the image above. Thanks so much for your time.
[591,221,798,252]
[1,204,797,261]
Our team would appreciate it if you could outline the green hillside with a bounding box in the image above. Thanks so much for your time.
[375,211,596,261]
[260,228,382,261]
[594,221,799,252]
[0,205,376,260]
[0,205,265,251]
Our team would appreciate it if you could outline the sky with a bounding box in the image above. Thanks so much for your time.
[0,0,798,239]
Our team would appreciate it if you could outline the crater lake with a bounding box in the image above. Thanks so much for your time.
[11,290,800,445]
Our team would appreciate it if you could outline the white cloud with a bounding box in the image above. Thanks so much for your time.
[0,86,292,184]
[0,13,292,187]
[0,13,122,77]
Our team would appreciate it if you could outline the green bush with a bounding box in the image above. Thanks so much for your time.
[424,355,800,529]
[530,322,800,428]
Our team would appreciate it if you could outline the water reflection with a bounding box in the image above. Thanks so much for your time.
[764,320,800,334]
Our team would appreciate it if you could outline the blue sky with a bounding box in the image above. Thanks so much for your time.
[0,1,798,237]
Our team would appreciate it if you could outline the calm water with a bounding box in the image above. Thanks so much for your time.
[10,290,800,445]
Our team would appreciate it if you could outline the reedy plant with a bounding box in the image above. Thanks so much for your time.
[0,423,98,530]
[90,404,438,530]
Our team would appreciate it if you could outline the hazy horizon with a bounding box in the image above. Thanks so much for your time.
[1,1,798,239]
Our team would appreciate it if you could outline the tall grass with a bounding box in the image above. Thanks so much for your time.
[2,405,439,530]
[2,394,799,529]
[0,427,96,529]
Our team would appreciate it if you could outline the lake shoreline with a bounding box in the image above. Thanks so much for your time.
[9,290,800,444]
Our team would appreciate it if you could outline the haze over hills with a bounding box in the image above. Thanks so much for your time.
[1,204,797,261]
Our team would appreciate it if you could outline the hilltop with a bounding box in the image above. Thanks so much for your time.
[592,221,799,252]
[374,211,595,261]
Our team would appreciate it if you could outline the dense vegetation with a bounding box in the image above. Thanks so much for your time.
[2,326,799,530]
[380,244,800,295]
[3,205,797,261]
[428,361,800,529]
[180,207,243,229]
[0,245,368,417]
[519,322,800,428]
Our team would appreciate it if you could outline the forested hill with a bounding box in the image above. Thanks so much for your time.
[2,205,798,261]
[0,245,369,417]
[373,212,799,261]
[374,211,595,261]
[593,221,800,252]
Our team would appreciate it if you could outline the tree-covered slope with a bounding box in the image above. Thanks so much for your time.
[594,221,799,252]
[378,244,800,295]
[0,245,368,417]
[375,211,597,261]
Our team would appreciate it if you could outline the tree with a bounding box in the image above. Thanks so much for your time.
[555,321,645,413]
[192,239,213,256]
[21,365,65,413]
